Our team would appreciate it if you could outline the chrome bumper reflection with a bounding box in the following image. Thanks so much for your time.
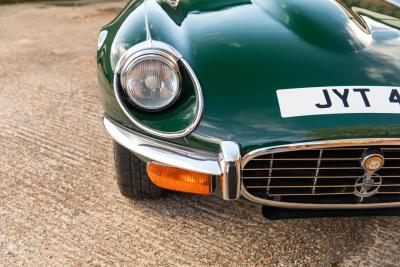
[104,117,242,200]
[103,117,241,200]
[103,116,222,175]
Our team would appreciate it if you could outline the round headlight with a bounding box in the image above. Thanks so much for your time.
[120,55,181,111]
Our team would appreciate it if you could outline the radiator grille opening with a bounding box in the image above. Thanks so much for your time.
[242,146,400,205]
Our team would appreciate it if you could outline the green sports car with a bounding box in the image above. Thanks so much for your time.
[97,0,400,218]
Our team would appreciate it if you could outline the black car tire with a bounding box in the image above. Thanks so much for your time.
[113,141,166,199]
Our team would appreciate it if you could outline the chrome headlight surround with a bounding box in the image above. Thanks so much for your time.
[119,52,181,112]
[114,41,204,139]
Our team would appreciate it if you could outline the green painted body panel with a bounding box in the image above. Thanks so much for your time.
[97,0,400,154]
[97,0,194,146]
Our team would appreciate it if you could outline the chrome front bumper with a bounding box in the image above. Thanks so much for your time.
[104,117,400,210]
[103,117,241,200]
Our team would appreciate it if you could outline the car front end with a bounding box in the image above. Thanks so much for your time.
[97,0,400,218]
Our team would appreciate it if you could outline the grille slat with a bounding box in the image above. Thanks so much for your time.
[267,192,400,197]
[244,166,400,170]
[244,167,364,170]
[250,157,400,160]
[244,176,363,179]
[244,175,400,179]
[242,145,400,205]
[250,158,362,161]
[268,192,355,196]
[247,184,400,189]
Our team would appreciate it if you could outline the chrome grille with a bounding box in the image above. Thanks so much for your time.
[242,146,400,206]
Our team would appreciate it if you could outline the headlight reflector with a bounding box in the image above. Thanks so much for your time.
[120,55,180,111]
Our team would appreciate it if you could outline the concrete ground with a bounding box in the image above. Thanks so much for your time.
[0,2,399,266]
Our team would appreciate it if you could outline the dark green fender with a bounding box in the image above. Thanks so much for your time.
[97,0,400,154]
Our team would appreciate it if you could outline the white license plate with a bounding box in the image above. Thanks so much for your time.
[276,86,400,118]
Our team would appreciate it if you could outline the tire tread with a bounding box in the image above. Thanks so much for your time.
[113,141,165,199]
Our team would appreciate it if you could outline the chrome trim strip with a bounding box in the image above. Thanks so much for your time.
[242,187,400,209]
[114,40,204,139]
[241,138,400,209]
[220,141,241,200]
[103,116,222,176]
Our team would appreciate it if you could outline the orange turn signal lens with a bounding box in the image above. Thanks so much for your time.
[147,162,212,195]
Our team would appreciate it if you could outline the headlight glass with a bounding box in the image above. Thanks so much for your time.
[120,55,180,111]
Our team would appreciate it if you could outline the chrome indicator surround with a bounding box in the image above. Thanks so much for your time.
[241,138,400,210]
[113,40,204,139]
